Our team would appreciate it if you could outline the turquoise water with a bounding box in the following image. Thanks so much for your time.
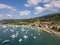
[0,26,60,45]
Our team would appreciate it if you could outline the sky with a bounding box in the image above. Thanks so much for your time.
[0,0,60,20]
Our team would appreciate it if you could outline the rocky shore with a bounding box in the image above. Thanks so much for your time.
[33,25,60,37]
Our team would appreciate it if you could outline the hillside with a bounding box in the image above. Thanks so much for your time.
[0,12,60,25]
[35,12,60,21]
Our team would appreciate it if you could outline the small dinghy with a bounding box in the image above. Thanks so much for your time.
[23,35,28,39]
[2,40,10,44]
[10,31,19,39]
[19,38,23,42]
[33,36,36,39]
[22,28,26,32]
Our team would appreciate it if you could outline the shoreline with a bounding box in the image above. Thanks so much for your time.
[38,27,60,37]
[31,25,60,37]
[0,24,60,37]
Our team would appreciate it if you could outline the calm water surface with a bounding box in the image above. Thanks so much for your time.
[0,26,60,45]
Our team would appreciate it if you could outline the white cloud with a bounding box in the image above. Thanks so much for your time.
[44,0,60,11]
[34,2,60,14]
[25,4,31,7]
[42,0,51,3]
[25,0,42,7]
[32,0,60,14]
[44,4,52,8]
[7,14,12,17]
[25,0,60,7]
[34,6,45,14]
[0,4,17,19]
[25,0,53,7]
[44,4,53,11]
[19,10,31,16]
[0,4,16,11]
[50,1,60,8]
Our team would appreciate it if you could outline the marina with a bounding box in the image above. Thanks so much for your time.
[0,25,60,45]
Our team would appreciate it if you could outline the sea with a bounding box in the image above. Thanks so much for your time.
[0,25,60,45]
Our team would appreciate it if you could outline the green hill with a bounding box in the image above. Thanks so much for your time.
[0,12,60,25]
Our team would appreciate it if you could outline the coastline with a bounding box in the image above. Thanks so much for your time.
[0,24,60,37]
[37,26,60,37]
[31,25,60,37]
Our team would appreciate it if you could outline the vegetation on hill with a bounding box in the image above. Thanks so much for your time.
[0,12,60,25]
